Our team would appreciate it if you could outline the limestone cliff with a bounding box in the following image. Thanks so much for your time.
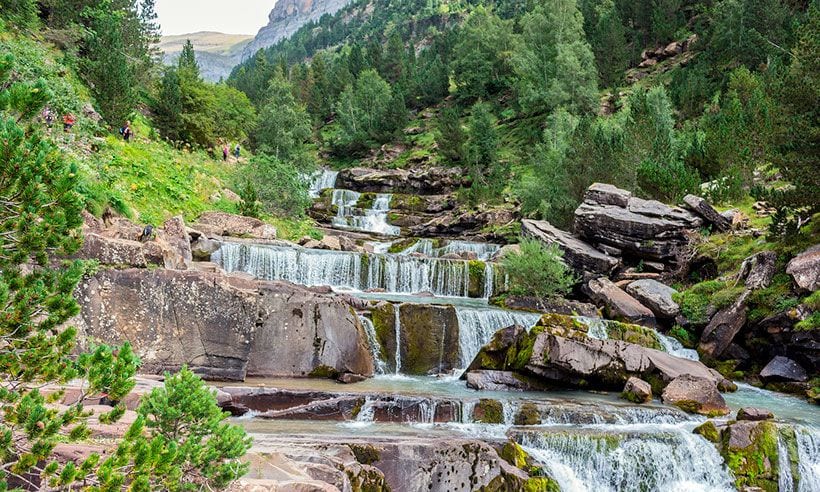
[242,0,353,60]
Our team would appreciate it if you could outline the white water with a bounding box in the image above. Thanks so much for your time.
[307,169,339,198]
[402,239,501,261]
[331,189,401,236]
[483,262,494,299]
[797,427,820,492]
[394,306,402,374]
[213,242,478,298]
[779,432,795,492]
[519,425,735,492]
[359,316,388,375]
[578,317,699,361]
[454,307,542,367]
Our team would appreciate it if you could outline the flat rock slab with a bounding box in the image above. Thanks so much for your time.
[587,277,656,326]
[522,219,619,274]
[760,355,808,383]
[786,244,820,291]
[626,279,680,318]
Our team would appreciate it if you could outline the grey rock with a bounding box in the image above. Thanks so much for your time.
[465,370,545,391]
[738,251,778,290]
[626,279,680,318]
[584,183,632,207]
[522,219,619,274]
[338,235,357,252]
[71,268,373,381]
[337,373,368,384]
[786,244,820,291]
[77,233,147,267]
[622,376,653,403]
[191,237,221,261]
[587,277,656,326]
[336,166,469,194]
[760,356,808,383]
[736,407,774,421]
[193,211,277,240]
[661,374,730,416]
[242,0,353,62]
[683,194,731,231]
[158,215,192,270]
[698,290,750,358]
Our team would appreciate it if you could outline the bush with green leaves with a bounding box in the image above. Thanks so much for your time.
[501,239,577,309]
[236,153,312,217]
[93,367,252,491]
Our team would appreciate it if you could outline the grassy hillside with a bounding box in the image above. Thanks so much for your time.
[159,31,253,57]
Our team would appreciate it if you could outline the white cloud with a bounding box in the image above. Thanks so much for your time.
[156,0,275,35]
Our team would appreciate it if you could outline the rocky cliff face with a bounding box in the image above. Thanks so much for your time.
[242,0,353,61]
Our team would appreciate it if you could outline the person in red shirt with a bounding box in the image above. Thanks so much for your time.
[62,113,76,132]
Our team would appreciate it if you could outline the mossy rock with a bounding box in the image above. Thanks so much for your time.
[535,313,587,338]
[356,192,377,210]
[722,421,782,491]
[348,443,382,465]
[514,403,541,426]
[468,260,487,298]
[387,237,419,254]
[523,477,560,492]
[605,321,662,350]
[694,420,722,443]
[474,399,504,424]
[370,302,397,372]
[499,441,529,469]
[309,365,339,379]
[397,303,460,375]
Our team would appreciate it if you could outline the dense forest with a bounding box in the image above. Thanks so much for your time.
[0,0,818,489]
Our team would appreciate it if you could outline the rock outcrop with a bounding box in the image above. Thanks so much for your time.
[625,279,680,318]
[759,355,808,383]
[574,183,702,264]
[621,376,653,403]
[521,219,619,274]
[72,268,373,381]
[587,277,656,326]
[462,316,729,394]
[698,290,750,358]
[192,211,277,240]
[786,244,820,291]
[683,194,731,231]
[336,166,469,195]
[241,0,353,61]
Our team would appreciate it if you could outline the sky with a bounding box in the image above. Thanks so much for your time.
[156,0,276,35]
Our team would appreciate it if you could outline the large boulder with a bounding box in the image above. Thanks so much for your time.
[521,219,619,274]
[698,290,750,358]
[336,166,469,194]
[71,268,373,381]
[156,215,193,270]
[621,376,653,403]
[463,315,728,393]
[661,374,729,416]
[786,244,820,291]
[574,184,702,264]
[465,370,546,392]
[759,356,808,383]
[193,211,277,240]
[77,233,148,267]
[587,277,656,326]
[683,194,731,231]
[625,279,680,318]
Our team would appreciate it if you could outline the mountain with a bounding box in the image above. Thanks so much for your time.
[240,0,353,61]
[160,31,253,81]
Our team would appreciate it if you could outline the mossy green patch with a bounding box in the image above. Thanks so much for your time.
[673,280,743,325]
[605,321,662,350]
[468,260,486,298]
[514,403,541,426]
[694,421,721,443]
[308,365,339,379]
[474,399,504,424]
[722,421,781,491]
[348,443,381,465]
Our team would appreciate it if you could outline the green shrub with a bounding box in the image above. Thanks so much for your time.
[674,280,743,325]
[501,239,577,309]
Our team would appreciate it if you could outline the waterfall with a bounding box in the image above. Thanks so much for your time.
[331,189,400,236]
[359,316,388,375]
[518,427,735,492]
[779,432,795,492]
[394,306,402,374]
[483,262,494,299]
[455,308,542,367]
[308,169,339,198]
[213,242,477,297]
[401,239,501,261]
[577,317,699,361]
[797,427,820,492]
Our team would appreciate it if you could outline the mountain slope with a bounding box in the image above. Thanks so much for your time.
[160,31,253,81]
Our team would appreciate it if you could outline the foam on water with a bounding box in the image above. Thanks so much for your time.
[331,189,401,236]
[307,169,339,198]
[401,239,501,261]
[359,316,388,375]
[577,316,699,360]
[454,307,541,367]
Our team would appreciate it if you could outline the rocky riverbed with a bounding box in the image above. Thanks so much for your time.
[65,168,819,491]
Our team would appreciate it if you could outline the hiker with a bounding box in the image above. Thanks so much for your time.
[62,112,76,132]
[42,107,55,128]
[234,143,241,158]
[120,120,133,142]
[222,144,229,161]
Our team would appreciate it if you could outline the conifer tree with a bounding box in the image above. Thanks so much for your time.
[591,0,628,89]
[436,106,466,163]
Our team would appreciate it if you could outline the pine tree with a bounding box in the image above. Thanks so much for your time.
[591,0,629,89]
[254,70,313,164]
[436,106,466,163]
[513,0,599,115]
[178,39,200,79]
[465,102,500,190]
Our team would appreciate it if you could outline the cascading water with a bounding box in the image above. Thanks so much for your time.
[518,426,735,492]
[578,317,699,361]
[402,239,501,261]
[454,308,542,367]
[331,189,400,236]
[359,316,388,375]
[213,242,475,297]
[394,306,402,374]
[308,169,339,198]
[797,427,820,492]
[483,262,494,299]
[779,432,796,492]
